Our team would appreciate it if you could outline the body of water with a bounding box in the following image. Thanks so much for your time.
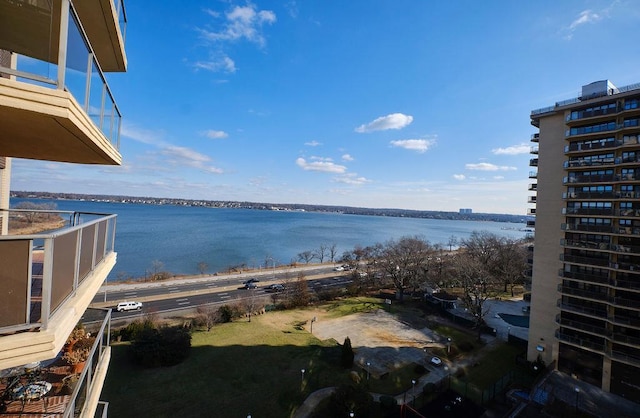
[12,198,530,280]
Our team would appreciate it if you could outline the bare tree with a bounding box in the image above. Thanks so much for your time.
[288,272,311,307]
[329,243,338,262]
[314,244,328,263]
[493,238,528,296]
[454,252,499,341]
[297,250,315,264]
[196,305,220,331]
[377,236,431,301]
[447,235,458,252]
[197,262,208,275]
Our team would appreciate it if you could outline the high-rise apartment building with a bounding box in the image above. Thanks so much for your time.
[528,80,640,401]
[0,0,126,415]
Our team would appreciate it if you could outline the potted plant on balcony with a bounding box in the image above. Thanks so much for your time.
[63,347,90,374]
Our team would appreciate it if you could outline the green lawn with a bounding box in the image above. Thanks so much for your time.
[103,311,355,418]
[102,300,528,417]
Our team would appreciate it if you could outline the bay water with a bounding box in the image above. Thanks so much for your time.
[12,198,529,280]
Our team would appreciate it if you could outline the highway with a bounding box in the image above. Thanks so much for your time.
[89,265,353,321]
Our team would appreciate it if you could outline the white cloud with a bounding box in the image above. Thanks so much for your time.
[333,173,371,185]
[390,139,435,153]
[203,130,229,139]
[465,163,517,171]
[296,157,346,173]
[569,9,602,30]
[305,140,322,147]
[198,5,276,47]
[121,124,163,145]
[453,174,466,180]
[162,145,223,174]
[492,143,530,155]
[341,154,354,161]
[193,55,236,73]
[493,176,505,180]
[355,113,413,133]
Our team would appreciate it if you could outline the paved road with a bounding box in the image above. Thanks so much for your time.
[90,264,353,320]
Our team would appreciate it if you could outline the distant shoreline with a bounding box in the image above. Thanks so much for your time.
[11,191,532,224]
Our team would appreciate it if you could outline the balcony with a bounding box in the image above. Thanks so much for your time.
[0,309,111,418]
[527,208,536,215]
[563,207,614,216]
[0,0,127,72]
[0,210,116,370]
[529,171,538,179]
[529,158,538,167]
[558,284,608,302]
[563,158,616,169]
[564,139,619,153]
[526,220,536,228]
[560,252,610,267]
[556,329,606,352]
[559,268,610,286]
[558,300,607,319]
[563,174,616,184]
[530,146,539,155]
[528,196,537,204]
[556,314,607,336]
[0,0,124,165]
[528,183,537,191]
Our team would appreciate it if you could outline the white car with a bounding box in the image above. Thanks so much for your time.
[430,356,443,367]
[116,301,143,312]
[333,266,344,272]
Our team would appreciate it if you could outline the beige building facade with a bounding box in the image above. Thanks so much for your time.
[528,80,640,402]
[0,0,127,416]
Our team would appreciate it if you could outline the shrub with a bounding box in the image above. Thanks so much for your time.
[118,318,156,341]
[341,337,354,368]
[458,341,475,352]
[414,364,427,374]
[130,326,192,368]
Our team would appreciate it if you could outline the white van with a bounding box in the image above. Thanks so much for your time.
[116,301,142,312]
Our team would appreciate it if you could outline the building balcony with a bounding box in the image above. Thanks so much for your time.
[529,158,538,167]
[0,0,125,165]
[556,329,606,353]
[0,309,111,418]
[563,174,616,184]
[530,146,539,155]
[556,314,607,337]
[563,158,616,169]
[559,268,610,286]
[610,332,640,347]
[0,210,116,370]
[526,220,536,228]
[558,300,607,320]
[529,171,537,179]
[564,139,619,154]
[0,0,127,73]
[560,252,610,267]
[528,183,537,191]
[528,196,537,204]
[527,208,536,215]
[558,284,608,302]
[563,190,616,199]
[562,207,614,216]
[610,349,640,367]
[530,133,539,143]
[613,277,640,292]
[609,314,640,329]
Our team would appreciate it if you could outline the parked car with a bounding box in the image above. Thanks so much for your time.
[116,301,142,312]
[430,356,442,366]
[333,266,344,272]
[243,283,258,289]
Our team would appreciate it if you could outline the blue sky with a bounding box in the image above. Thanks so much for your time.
[11,0,640,214]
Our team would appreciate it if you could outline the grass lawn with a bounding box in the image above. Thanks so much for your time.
[103,306,370,418]
[102,299,528,417]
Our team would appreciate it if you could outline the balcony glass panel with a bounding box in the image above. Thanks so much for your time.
[0,211,116,334]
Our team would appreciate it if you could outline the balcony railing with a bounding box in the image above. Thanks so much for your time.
[529,171,538,179]
[529,158,538,167]
[558,284,608,301]
[0,210,116,334]
[558,300,607,319]
[0,2,122,149]
[563,174,616,184]
[556,314,607,336]
[563,207,614,216]
[556,330,606,352]
[0,309,111,418]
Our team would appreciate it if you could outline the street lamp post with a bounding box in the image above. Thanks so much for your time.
[311,316,317,333]
[447,337,452,354]
[301,368,305,385]
[412,379,416,406]
[574,387,580,415]
[366,362,371,380]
